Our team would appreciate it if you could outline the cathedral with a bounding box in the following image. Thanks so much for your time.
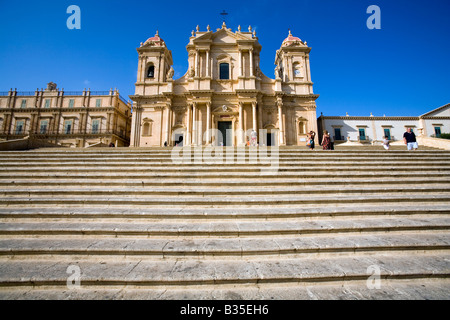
[129,23,319,147]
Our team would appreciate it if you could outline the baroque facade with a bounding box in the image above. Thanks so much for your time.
[129,23,319,147]
[0,83,132,147]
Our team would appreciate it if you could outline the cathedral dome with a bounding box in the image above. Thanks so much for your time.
[143,31,166,47]
[282,30,304,46]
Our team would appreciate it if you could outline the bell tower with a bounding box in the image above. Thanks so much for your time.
[274,30,313,95]
[135,31,173,96]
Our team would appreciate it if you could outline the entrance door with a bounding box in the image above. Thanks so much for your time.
[218,121,232,146]
[266,132,275,146]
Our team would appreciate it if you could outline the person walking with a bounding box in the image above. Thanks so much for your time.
[382,136,390,150]
[403,128,418,150]
[321,130,331,150]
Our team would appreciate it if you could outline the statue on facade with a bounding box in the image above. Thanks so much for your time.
[167,67,174,80]
[274,65,282,79]
[46,82,57,91]
[189,66,195,78]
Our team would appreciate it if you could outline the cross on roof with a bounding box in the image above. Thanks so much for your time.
[220,10,228,23]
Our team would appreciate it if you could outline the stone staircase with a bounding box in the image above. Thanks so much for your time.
[0,146,449,299]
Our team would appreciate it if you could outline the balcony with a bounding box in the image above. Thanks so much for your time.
[0,129,129,143]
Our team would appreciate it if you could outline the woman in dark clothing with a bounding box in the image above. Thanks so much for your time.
[321,130,331,150]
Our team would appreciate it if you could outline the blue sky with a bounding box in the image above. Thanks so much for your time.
[0,0,449,116]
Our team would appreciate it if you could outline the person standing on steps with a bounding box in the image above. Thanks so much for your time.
[307,131,316,151]
[403,127,418,151]
[321,130,331,150]
[382,136,390,150]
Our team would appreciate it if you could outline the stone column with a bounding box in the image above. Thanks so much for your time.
[106,113,112,132]
[238,102,244,145]
[239,50,243,77]
[194,50,199,77]
[192,102,198,145]
[206,50,210,77]
[130,103,142,147]
[277,100,285,145]
[249,49,254,77]
[206,102,211,145]
[306,54,312,93]
[30,113,36,134]
[186,103,192,146]
[165,104,171,145]
[252,101,257,131]
[257,102,263,142]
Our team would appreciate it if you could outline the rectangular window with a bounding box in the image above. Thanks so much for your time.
[383,128,391,140]
[44,99,51,108]
[92,119,100,134]
[69,99,75,108]
[434,127,441,138]
[219,63,229,80]
[21,99,27,109]
[15,120,24,134]
[96,99,101,107]
[40,120,48,134]
[359,128,366,140]
[64,120,73,134]
[334,128,342,140]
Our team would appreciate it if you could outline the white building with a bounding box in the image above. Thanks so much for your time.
[317,103,450,143]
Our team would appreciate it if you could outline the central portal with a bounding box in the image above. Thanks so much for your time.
[218,121,232,146]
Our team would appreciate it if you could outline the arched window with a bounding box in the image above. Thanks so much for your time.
[147,65,155,78]
[219,63,229,80]
[298,118,307,134]
[299,121,305,134]
[143,121,153,136]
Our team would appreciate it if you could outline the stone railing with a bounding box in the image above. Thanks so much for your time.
[417,136,450,150]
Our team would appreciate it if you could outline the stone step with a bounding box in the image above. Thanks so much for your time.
[1,217,449,237]
[1,204,447,220]
[1,177,449,187]
[1,172,449,181]
[1,278,448,300]
[2,163,450,170]
[2,160,448,166]
[3,183,450,192]
[1,233,449,258]
[1,185,450,197]
[0,150,448,155]
[2,194,450,207]
[0,253,448,287]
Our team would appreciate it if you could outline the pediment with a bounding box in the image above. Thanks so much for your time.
[421,103,450,117]
[194,28,251,45]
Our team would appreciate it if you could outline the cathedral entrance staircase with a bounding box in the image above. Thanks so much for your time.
[0,146,449,299]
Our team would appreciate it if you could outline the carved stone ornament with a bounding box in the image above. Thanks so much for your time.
[167,67,174,80]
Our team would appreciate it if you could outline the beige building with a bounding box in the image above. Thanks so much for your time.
[129,23,319,147]
[0,82,132,147]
